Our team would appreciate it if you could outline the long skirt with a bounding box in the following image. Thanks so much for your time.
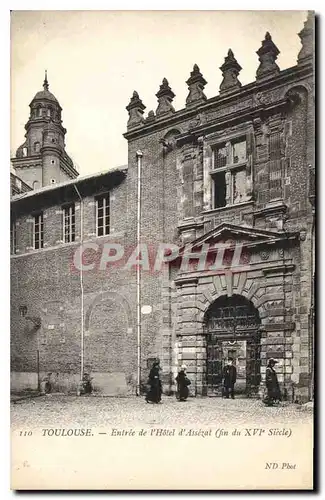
[177,384,189,401]
[146,381,162,403]
[263,386,281,406]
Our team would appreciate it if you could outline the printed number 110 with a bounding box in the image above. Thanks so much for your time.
[19,431,32,436]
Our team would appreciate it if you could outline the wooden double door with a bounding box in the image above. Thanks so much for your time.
[206,334,261,396]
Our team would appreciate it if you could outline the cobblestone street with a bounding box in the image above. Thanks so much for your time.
[11,395,313,429]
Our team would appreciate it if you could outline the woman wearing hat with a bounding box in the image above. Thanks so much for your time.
[145,359,162,403]
[176,364,191,402]
[264,358,281,406]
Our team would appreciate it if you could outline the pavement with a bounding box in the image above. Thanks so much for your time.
[11,394,313,429]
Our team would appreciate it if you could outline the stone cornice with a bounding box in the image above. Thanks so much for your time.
[262,264,296,275]
[123,63,313,141]
[253,202,288,219]
[11,155,42,166]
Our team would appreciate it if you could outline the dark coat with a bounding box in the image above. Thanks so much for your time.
[223,365,237,386]
[265,366,281,399]
[176,370,191,401]
[146,364,162,403]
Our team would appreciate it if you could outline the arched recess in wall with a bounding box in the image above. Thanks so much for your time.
[284,84,309,109]
[34,142,41,153]
[162,128,181,154]
[33,180,40,190]
[84,291,134,374]
[85,291,133,332]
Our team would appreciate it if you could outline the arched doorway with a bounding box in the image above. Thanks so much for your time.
[203,294,261,397]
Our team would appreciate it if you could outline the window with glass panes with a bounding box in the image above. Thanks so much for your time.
[63,204,75,243]
[96,194,110,236]
[212,137,248,208]
[33,213,44,249]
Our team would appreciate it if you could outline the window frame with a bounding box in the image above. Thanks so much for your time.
[33,212,44,250]
[95,193,110,237]
[62,203,76,244]
[211,136,248,209]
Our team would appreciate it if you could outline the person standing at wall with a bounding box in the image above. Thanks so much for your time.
[145,359,162,403]
[264,358,281,406]
[176,364,191,402]
[223,358,237,399]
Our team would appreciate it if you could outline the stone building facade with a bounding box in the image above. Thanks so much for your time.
[11,13,315,402]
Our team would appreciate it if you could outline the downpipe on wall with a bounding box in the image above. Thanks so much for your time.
[74,184,85,383]
[136,150,143,396]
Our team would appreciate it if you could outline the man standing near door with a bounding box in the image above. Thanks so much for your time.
[223,358,237,399]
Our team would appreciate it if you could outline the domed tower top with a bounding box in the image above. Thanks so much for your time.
[27,71,62,124]
[31,70,60,105]
[11,71,78,188]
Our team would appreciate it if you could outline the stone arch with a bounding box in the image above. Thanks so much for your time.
[284,84,309,108]
[85,291,133,332]
[283,83,310,98]
[161,128,181,153]
[203,294,261,331]
[197,276,264,325]
[164,128,181,140]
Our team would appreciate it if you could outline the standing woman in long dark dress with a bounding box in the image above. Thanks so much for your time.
[176,365,191,402]
[264,358,281,406]
[146,359,162,403]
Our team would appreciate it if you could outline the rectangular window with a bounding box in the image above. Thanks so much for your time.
[214,144,227,169]
[96,193,110,237]
[232,139,246,164]
[212,136,248,209]
[63,204,76,243]
[11,220,17,255]
[213,172,227,208]
[33,212,44,249]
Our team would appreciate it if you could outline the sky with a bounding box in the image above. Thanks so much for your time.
[11,10,308,177]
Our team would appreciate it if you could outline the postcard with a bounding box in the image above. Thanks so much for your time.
[10,10,315,490]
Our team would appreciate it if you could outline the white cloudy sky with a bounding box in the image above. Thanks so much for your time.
[11,10,308,176]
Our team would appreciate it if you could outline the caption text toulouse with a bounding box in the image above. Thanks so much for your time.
[35,427,293,438]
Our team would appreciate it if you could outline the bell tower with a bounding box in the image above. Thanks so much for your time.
[11,71,78,189]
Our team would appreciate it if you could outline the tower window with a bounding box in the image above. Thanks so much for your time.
[96,194,110,237]
[34,142,40,153]
[37,107,42,117]
[22,147,28,157]
[33,212,44,250]
[63,204,75,243]
[47,108,52,117]
[11,220,17,255]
